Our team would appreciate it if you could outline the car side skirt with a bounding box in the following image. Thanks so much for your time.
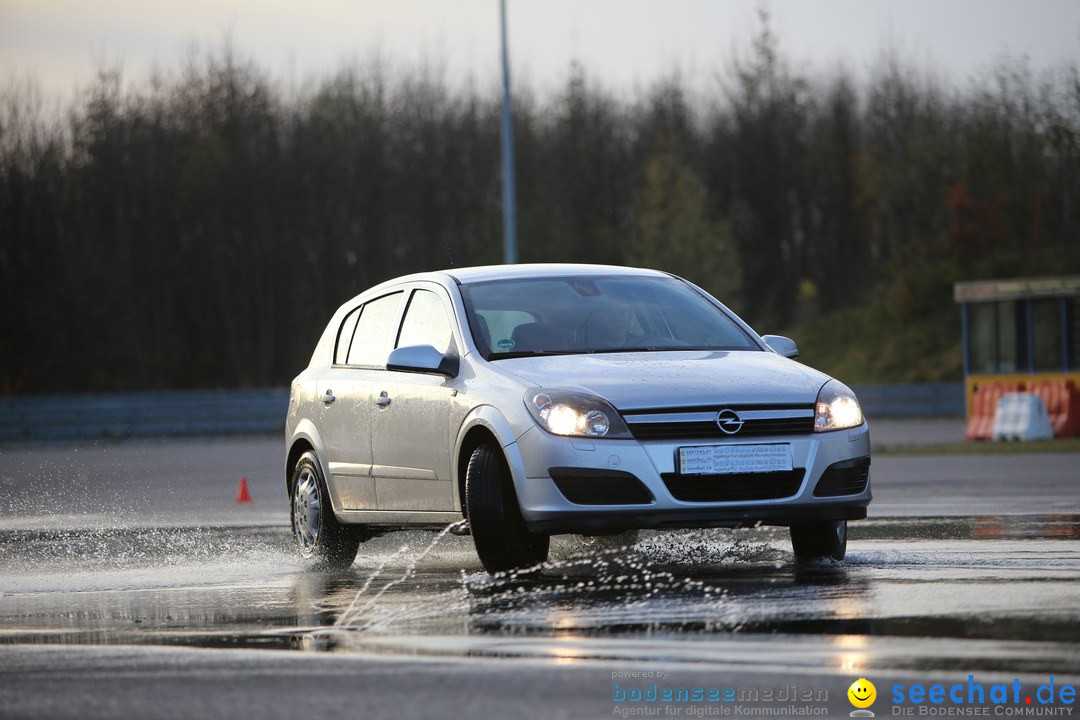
[335,509,463,530]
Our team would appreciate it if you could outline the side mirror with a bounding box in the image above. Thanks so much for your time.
[386,345,459,377]
[762,334,799,359]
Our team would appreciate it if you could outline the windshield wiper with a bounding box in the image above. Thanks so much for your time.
[581,346,691,354]
[489,346,729,360]
[488,350,584,360]
[592,346,748,353]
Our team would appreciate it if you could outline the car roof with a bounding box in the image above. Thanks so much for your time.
[352,264,674,303]
[445,263,670,284]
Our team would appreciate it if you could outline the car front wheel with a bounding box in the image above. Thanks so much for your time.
[789,519,847,562]
[465,443,549,574]
[290,451,363,570]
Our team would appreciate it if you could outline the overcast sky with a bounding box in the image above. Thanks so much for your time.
[2,0,1079,102]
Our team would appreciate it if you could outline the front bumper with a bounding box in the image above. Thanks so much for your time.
[508,422,872,535]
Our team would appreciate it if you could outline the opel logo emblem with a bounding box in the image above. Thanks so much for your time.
[716,409,744,435]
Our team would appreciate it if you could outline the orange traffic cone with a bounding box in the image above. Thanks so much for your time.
[236,476,253,504]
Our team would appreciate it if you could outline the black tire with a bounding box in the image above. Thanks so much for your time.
[290,451,363,570]
[790,519,847,562]
[465,443,550,574]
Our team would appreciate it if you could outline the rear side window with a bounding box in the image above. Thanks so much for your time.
[334,306,362,365]
[396,289,453,354]
[344,291,403,367]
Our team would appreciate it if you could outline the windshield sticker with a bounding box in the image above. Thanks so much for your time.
[496,338,515,350]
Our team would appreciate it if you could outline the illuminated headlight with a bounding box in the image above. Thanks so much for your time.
[814,380,864,432]
[524,389,631,439]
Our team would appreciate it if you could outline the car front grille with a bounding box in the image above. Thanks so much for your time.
[660,469,805,502]
[813,456,871,497]
[549,467,655,505]
[623,406,815,440]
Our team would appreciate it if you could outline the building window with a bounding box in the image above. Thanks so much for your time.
[1031,299,1063,372]
[968,300,1030,374]
[1069,298,1079,371]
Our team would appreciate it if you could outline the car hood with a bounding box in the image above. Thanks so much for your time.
[495,350,831,410]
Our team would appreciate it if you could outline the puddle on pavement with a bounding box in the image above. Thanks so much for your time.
[1,516,1078,674]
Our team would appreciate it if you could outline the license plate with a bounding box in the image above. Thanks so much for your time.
[678,444,793,475]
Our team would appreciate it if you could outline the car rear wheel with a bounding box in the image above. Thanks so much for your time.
[465,443,549,574]
[789,519,847,562]
[290,451,363,570]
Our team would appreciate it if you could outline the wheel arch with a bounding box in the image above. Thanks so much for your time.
[452,406,522,513]
[286,440,313,495]
[285,419,327,497]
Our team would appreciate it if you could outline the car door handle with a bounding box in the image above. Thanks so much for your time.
[375,392,391,407]
[323,390,336,405]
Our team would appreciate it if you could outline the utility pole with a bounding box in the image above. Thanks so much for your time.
[499,0,518,264]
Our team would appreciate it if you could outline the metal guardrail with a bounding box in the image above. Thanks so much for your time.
[0,383,965,442]
[0,389,290,442]
[852,382,965,419]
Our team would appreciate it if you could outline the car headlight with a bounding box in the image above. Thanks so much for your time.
[814,380,864,432]
[524,389,632,439]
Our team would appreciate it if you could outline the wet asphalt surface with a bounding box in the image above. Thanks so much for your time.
[1,428,1079,719]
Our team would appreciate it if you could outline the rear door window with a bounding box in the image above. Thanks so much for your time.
[345,291,404,367]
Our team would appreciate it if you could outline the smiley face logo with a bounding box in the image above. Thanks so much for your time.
[848,678,877,709]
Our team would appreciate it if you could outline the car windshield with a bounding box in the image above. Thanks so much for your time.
[460,274,760,359]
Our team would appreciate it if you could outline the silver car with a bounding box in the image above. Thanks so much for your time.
[285,264,871,573]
